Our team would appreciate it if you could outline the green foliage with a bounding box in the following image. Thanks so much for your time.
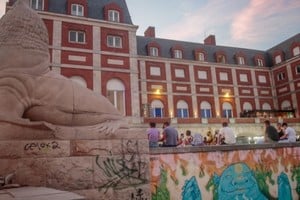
[152,168,170,200]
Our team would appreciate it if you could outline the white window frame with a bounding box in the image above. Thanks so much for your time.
[277,72,285,81]
[296,65,300,74]
[108,10,120,22]
[200,101,212,118]
[150,66,161,76]
[198,71,207,80]
[257,58,264,67]
[71,4,84,16]
[107,35,122,48]
[258,75,267,83]
[175,69,185,78]
[293,46,300,56]
[174,50,183,59]
[275,55,282,64]
[149,47,159,57]
[237,56,245,65]
[151,100,164,118]
[107,79,125,115]
[176,100,189,118]
[220,72,228,81]
[217,55,226,63]
[30,0,44,10]
[239,74,248,82]
[69,31,86,43]
[198,52,205,61]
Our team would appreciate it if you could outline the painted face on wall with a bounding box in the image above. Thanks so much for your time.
[217,163,267,200]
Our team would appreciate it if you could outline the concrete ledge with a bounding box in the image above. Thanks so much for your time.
[0,187,85,200]
[149,142,300,154]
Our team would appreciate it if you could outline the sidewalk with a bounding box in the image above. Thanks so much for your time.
[0,186,85,200]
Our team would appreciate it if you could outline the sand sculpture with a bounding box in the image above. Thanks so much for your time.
[0,0,126,134]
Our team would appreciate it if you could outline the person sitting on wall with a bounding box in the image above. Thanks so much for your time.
[160,122,178,147]
[147,122,160,148]
[219,122,236,145]
[277,122,285,138]
[191,133,204,146]
[279,123,297,143]
[177,133,185,147]
[184,130,193,146]
[264,120,279,143]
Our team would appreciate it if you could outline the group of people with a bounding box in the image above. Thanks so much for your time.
[264,120,297,143]
[146,121,237,147]
[147,120,298,148]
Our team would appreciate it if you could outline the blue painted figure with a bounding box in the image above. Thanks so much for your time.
[182,176,202,200]
[215,163,267,200]
[278,172,292,200]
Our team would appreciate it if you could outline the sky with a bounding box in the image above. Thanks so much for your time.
[1,0,300,50]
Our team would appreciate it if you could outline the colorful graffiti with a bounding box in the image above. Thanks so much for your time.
[150,147,300,200]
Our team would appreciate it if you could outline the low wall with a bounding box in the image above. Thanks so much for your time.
[150,143,300,200]
[0,124,151,200]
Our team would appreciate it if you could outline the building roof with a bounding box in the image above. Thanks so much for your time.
[137,36,270,67]
[8,0,133,25]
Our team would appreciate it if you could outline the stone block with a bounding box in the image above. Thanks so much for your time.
[93,154,150,193]
[44,157,94,190]
[71,140,113,156]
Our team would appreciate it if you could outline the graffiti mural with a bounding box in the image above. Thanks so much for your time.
[150,147,300,200]
[95,140,148,193]
[182,176,201,200]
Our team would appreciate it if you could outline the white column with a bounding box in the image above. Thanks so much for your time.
[51,20,62,74]
[92,26,101,93]
[165,62,173,117]
[287,63,298,117]
[189,64,198,117]
[211,66,220,117]
[251,70,260,109]
[231,68,241,116]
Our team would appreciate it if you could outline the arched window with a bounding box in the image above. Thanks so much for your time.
[69,76,87,88]
[151,100,164,117]
[242,102,252,111]
[281,100,291,110]
[200,101,211,118]
[176,100,189,118]
[222,102,232,118]
[106,79,125,115]
[262,103,271,110]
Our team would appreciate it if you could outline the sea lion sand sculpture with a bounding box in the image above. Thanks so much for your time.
[0,0,126,134]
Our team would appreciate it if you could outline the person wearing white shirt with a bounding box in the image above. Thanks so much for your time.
[219,122,236,145]
[279,123,297,143]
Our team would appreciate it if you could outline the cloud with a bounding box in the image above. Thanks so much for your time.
[0,1,6,18]
[158,0,241,42]
[230,0,300,48]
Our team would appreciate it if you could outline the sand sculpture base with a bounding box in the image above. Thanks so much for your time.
[0,123,150,200]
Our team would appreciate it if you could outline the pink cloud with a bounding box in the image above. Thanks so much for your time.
[231,0,300,44]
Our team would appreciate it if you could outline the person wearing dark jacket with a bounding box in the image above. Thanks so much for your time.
[264,120,279,142]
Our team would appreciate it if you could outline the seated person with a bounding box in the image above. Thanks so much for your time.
[264,120,279,142]
[191,133,204,146]
[184,130,193,145]
[279,123,297,143]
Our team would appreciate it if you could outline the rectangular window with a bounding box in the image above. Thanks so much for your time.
[177,109,189,118]
[239,74,248,82]
[293,47,300,56]
[107,35,122,48]
[257,59,264,67]
[219,72,228,81]
[275,55,282,64]
[31,0,43,10]
[150,47,158,56]
[71,4,84,16]
[277,72,285,81]
[201,109,211,118]
[198,53,204,61]
[198,71,207,80]
[238,57,245,65]
[69,31,85,43]
[108,10,120,22]
[217,55,226,63]
[175,69,185,78]
[223,109,232,118]
[296,65,300,74]
[150,66,161,76]
[151,108,163,118]
[258,75,266,83]
[174,50,182,59]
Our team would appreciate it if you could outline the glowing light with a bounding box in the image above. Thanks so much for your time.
[155,89,161,95]
[224,92,230,98]
[194,111,198,118]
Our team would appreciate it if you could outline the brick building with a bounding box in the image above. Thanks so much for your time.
[6,0,300,125]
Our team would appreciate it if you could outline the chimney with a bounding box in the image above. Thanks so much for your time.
[144,26,155,38]
[204,35,216,45]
